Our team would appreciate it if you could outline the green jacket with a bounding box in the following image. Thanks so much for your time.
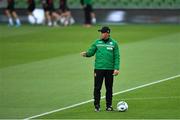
[86,37,120,70]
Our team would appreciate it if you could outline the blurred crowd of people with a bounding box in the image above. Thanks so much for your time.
[5,0,96,27]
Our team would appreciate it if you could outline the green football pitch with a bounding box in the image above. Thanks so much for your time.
[0,24,180,119]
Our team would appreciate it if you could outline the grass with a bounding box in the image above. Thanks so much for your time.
[39,77,180,119]
[0,24,179,68]
[0,24,180,119]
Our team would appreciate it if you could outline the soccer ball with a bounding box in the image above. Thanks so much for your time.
[28,9,45,24]
[117,101,128,112]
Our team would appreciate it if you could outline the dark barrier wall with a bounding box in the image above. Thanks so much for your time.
[1,0,180,9]
[124,9,180,24]
[0,9,180,24]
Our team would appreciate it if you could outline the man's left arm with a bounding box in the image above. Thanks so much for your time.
[113,42,120,76]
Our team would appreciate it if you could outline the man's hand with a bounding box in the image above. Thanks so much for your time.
[80,51,87,57]
[113,70,119,76]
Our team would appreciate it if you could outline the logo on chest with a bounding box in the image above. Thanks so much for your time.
[107,47,113,50]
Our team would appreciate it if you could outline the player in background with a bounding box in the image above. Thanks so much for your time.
[5,0,21,27]
[59,0,75,26]
[80,0,96,27]
[27,0,37,24]
[42,0,60,26]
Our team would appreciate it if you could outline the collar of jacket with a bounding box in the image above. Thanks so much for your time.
[101,38,110,43]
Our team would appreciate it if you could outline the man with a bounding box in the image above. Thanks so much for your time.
[27,0,37,24]
[80,0,96,27]
[5,0,21,27]
[41,0,60,26]
[80,26,120,112]
[27,0,35,14]
[59,0,75,26]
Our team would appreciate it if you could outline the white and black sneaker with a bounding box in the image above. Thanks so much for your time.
[94,105,100,112]
[106,106,114,111]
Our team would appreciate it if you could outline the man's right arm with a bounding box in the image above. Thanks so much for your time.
[80,41,97,57]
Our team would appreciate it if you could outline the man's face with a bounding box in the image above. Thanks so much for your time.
[100,32,109,39]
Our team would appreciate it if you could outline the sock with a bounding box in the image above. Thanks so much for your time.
[60,17,65,24]
[15,18,21,26]
[8,18,14,26]
[53,21,58,26]
[70,17,75,24]
[48,21,52,26]
[92,17,96,24]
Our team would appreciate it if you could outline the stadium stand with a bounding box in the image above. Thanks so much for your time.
[1,0,179,9]
[70,0,179,9]
[0,0,179,24]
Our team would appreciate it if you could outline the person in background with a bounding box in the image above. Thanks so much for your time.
[42,0,60,26]
[27,0,37,24]
[80,0,96,27]
[59,0,75,26]
[5,0,21,27]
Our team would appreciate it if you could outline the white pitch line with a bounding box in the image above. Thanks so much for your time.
[24,74,180,120]
[121,96,180,101]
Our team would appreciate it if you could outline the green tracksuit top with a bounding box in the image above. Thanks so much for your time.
[86,37,120,70]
